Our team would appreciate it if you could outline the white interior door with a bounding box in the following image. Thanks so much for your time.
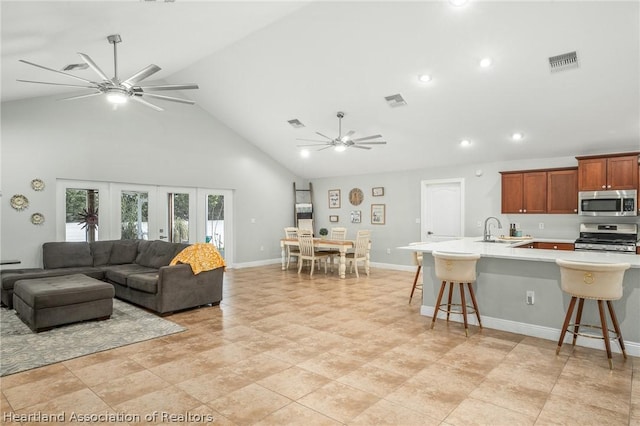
[421,179,465,242]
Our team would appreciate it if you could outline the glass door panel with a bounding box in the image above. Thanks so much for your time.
[207,194,225,257]
[158,187,196,243]
[121,191,149,239]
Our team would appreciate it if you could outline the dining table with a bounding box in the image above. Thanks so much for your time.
[280,238,370,279]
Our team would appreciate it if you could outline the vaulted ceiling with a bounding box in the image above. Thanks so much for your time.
[2,1,639,179]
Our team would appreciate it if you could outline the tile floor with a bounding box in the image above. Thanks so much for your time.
[1,265,638,425]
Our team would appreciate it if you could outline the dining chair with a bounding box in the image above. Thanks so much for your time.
[322,227,348,270]
[297,229,331,277]
[283,227,299,269]
[346,230,370,278]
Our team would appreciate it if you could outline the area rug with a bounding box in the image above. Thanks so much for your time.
[0,299,185,376]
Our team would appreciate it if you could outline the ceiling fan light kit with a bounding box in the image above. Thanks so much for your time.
[17,34,198,112]
[296,111,387,153]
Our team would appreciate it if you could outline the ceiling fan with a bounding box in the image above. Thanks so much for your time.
[297,112,387,151]
[17,34,198,111]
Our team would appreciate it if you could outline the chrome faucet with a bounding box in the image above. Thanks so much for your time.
[483,216,503,241]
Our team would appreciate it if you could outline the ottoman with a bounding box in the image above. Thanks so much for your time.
[13,274,114,332]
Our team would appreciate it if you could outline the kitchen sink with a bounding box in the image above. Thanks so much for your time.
[476,238,512,244]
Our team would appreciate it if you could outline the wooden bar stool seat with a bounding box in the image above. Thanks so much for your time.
[431,251,482,337]
[555,259,630,369]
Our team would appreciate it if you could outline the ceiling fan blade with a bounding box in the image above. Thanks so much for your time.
[344,130,355,138]
[131,95,164,111]
[315,132,334,141]
[356,141,387,145]
[138,93,195,105]
[317,145,334,151]
[19,59,97,85]
[352,134,383,142]
[122,64,161,88]
[351,145,372,150]
[59,92,103,101]
[296,138,330,143]
[297,143,330,147]
[138,84,199,91]
[77,53,113,83]
[17,79,97,89]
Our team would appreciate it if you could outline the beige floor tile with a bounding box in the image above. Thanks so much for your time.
[1,363,69,390]
[68,357,145,387]
[469,377,549,418]
[297,351,365,380]
[91,369,170,406]
[176,369,252,403]
[349,398,440,425]
[337,364,408,398]
[254,401,342,425]
[297,381,379,423]
[444,397,536,426]
[3,368,85,410]
[207,383,291,424]
[225,353,291,381]
[256,366,331,400]
[113,386,203,418]
[536,393,629,425]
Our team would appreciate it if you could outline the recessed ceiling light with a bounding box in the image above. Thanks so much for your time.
[460,139,471,147]
[449,0,469,6]
[418,74,432,83]
[300,149,310,158]
[479,57,493,68]
[511,132,524,141]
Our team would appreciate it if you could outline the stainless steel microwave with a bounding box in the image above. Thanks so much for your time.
[578,189,637,216]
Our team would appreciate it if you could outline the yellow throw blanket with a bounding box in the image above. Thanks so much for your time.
[170,243,226,275]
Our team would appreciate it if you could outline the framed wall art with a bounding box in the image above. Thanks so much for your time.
[372,187,384,197]
[328,189,341,208]
[371,204,386,225]
[350,210,361,223]
[329,215,339,223]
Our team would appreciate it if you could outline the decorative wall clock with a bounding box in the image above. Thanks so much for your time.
[349,188,364,206]
[10,194,29,211]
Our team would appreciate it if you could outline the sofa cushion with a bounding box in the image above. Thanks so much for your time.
[104,264,157,285]
[126,272,159,294]
[90,241,114,266]
[136,240,182,269]
[109,240,139,265]
[2,267,105,291]
[43,242,93,269]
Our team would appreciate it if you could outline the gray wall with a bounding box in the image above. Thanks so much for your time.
[1,94,302,267]
[311,157,640,267]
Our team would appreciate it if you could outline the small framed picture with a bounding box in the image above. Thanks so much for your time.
[372,187,384,197]
[350,210,361,223]
[329,215,339,223]
[371,204,386,225]
[328,189,341,209]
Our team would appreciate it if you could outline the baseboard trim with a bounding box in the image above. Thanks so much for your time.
[420,305,640,358]
[233,258,281,269]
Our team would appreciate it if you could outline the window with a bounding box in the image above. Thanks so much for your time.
[121,191,149,240]
[65,188,99,242]
[207,194,225,256]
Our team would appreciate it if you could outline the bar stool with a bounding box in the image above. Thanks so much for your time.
[431,251,482,337]
[408,242,423,305]
[555,259,631,369]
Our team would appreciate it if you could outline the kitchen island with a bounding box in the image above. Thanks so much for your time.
[399,237,640,356]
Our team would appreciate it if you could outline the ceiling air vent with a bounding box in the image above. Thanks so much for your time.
[549,51,579,73]
[287,119,305,128]
[384,93,407,107]
[62,63,89,71]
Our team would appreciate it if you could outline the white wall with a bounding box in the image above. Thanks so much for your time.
[1,94,302,267]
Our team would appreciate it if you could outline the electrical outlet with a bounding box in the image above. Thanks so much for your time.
[538,222,544,230]
[526,290,534,305]
[415,218,420,224]
[251,218,256,224]
[386,248,391,254]
[260,246,264,251]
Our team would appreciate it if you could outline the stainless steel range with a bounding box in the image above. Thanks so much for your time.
[574,223,638,254]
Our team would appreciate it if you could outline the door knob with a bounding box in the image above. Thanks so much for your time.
[159,236,168,239]
[427,231,433,235]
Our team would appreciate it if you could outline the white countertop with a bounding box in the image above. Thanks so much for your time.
[398,237,640,268]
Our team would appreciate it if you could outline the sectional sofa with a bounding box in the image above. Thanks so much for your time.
[1,239,224,315]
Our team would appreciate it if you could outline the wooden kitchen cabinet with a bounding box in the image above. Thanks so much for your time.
[516,242,574,251]
[501,171,547,214]
[547,168,578,214]
[577,153,639,191]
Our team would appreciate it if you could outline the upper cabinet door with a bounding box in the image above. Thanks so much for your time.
[522,172,547,213]
[607,155,638,190]
[547,169,578,214]
[577,154,639,191]
[501,173,524,213]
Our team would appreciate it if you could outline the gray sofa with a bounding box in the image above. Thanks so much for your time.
[1,240,224,315]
